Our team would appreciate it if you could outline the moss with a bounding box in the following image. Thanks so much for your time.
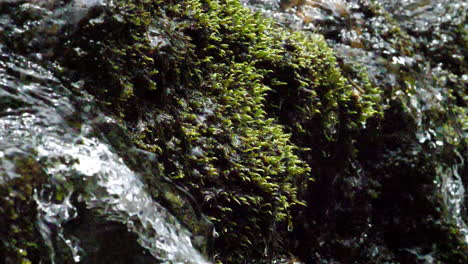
[0,155,48,263]
[57,0,383,262]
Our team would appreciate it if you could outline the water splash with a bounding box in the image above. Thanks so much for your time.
[35,132,209,263]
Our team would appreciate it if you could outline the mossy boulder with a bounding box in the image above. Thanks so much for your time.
[55,0,380,261]
[1,0,465,263]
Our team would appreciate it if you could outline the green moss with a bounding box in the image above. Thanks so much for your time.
[58,0,382,262]
[0,155,48,263]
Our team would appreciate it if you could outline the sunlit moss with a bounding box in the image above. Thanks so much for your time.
[56,0,385,262]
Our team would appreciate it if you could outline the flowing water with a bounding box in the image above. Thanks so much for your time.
[243,0,467,247]
[0,0,211,263]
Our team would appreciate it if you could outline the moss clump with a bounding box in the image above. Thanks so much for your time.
[57,0,382,262]
[0,155,48,264]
